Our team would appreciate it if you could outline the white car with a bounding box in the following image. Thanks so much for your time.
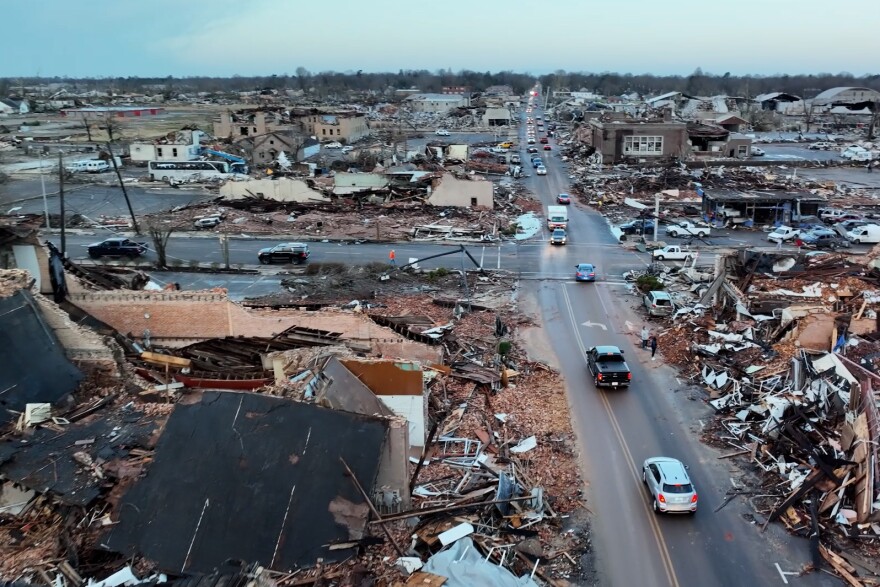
[435,129,450,136]
[536,166,547,175]
[324,142,343,149]
[341,146,354,154]
[751,147,765,156]
[808,141,833,150]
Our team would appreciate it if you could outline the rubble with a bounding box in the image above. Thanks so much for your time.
[630,249,880,583]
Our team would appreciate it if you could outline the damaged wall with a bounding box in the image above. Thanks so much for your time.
[70,291,443,362]
[428,174,493,209]
[219,178,328,203]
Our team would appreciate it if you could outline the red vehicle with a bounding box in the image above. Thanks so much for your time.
[557,194,571,205]
[543,145,552,150]
[539,137,549,144]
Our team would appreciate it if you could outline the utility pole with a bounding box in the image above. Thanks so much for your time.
[105,142,140,234]
[653,193,660,242]
[38,153,51,229]
[58,152,66,257]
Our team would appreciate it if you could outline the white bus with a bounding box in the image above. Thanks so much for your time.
[148,160,241,182]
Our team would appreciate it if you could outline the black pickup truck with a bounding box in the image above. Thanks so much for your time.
[87,237,148,259]
[586,345,631,388]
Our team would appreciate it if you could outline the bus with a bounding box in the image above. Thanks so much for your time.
[147,160,244,182]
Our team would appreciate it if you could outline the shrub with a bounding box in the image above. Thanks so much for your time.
[636,275,664,293]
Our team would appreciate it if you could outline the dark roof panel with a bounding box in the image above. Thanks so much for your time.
[104,392,388,572]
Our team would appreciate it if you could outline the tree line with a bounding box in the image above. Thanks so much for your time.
[2,68,878,99]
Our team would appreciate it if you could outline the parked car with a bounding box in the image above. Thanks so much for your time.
[536,165,547,176]
[575,263,596,282]
[767,226,801,243]
[257,243,311,264]
[539,137,549,144]
[665,221,710,238]
[751,147,766,156]
[642,457,698,514]
[620,219,655,234]
[808,141,833,150]
[87,237,148,259]
[847,225,880,244]
[557,193,571,205]
[549,228,567,245]
[340,146,354,154]
[812,234,851,249]
[586,345,631,388]
[832,213,865,224]
[818,208,846,222]
[644,290,674,317]
[435,129,450,136]
[652,245,693,261]
[800,227,837,242]
[835,220,875,236]
[193,216,222,229]
[324,142,343,149]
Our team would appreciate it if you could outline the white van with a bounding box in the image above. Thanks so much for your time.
[84,160,111,173]
[64,160,91,173]
[846,224,880,244]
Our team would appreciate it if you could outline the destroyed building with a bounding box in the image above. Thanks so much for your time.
[589,114,689,163]
[129,130,204,164]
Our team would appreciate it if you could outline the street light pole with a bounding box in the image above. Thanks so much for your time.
[653,193,660,242]
[38,153,51,229]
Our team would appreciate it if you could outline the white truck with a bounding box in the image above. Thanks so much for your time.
[767,226,801,243]
[547,205,568,230]
[652,245,694,261]
[665,221,711,238]
[846,225,880,244]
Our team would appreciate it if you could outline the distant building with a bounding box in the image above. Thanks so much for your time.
[235,131,303,166]
[0,98,29,115]
[129,130,204,163]
[60,106,164,120]
[442,86,470,95]
[753,92,802,112]
[483,107,512,127]
[405,93,470,114]
[589,115,689,163]
[812,87,880,106]
[212,110,292,140]
[484,85,514,97]
[292,111,370,143]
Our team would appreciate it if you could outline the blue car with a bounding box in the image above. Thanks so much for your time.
[575,263,597,281]
[801,227,837,244]
[620,219,655,234]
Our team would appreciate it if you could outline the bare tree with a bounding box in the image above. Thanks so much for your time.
[103,116,123,142]
[802,100,815,133]
[82,119,93,142]
[146,221,177,268]
[868,100,880,140]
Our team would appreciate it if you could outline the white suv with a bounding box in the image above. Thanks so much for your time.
[435,129,450,136]
[643,457,697,514]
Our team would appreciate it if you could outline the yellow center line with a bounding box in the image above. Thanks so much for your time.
[561,284,681,587]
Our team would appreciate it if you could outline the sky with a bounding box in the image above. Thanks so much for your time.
[2,0,878,78]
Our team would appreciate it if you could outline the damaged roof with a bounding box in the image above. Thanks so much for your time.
[0,290,83,425]
[103,391,389,572]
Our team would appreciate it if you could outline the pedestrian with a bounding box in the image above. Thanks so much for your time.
[650,335,658,361]
[869,161,874,173]
[795,237,803,250]
[389,249,396,266]
[641,326,649,349]
[776,238,783,250]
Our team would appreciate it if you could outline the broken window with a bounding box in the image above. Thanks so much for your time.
[172,148,178,157]
[624,136,664,156]
[240,126,249,135]
[157,147,163,157]
[471,197,478,206]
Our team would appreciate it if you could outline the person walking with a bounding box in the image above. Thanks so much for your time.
[868,161,874,173]
[389,249,396,266]
[776,237,783,250]
[641,326,649,349]
[795,237,804,250]
[650,335,658,361]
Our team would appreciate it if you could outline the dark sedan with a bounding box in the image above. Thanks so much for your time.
[258,243,311,264]
[575,263,597,282]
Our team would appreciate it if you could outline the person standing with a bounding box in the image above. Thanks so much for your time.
[650,335,658,361]
[869,161,874,173]
[641,326,649,349]
[389,249,396,266]
[776,237,783,250]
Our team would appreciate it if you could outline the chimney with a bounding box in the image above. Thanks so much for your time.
[662,108,672,122]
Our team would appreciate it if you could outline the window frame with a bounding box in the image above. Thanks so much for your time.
[623,135,664,156]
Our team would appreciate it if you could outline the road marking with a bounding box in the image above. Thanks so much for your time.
[581,320,608,331]
[561,284,680,587]
[774,563,799,584]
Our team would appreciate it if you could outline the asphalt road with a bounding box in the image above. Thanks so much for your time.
[515,99,839,586]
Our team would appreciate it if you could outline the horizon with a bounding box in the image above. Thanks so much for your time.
[1,0,878,78]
